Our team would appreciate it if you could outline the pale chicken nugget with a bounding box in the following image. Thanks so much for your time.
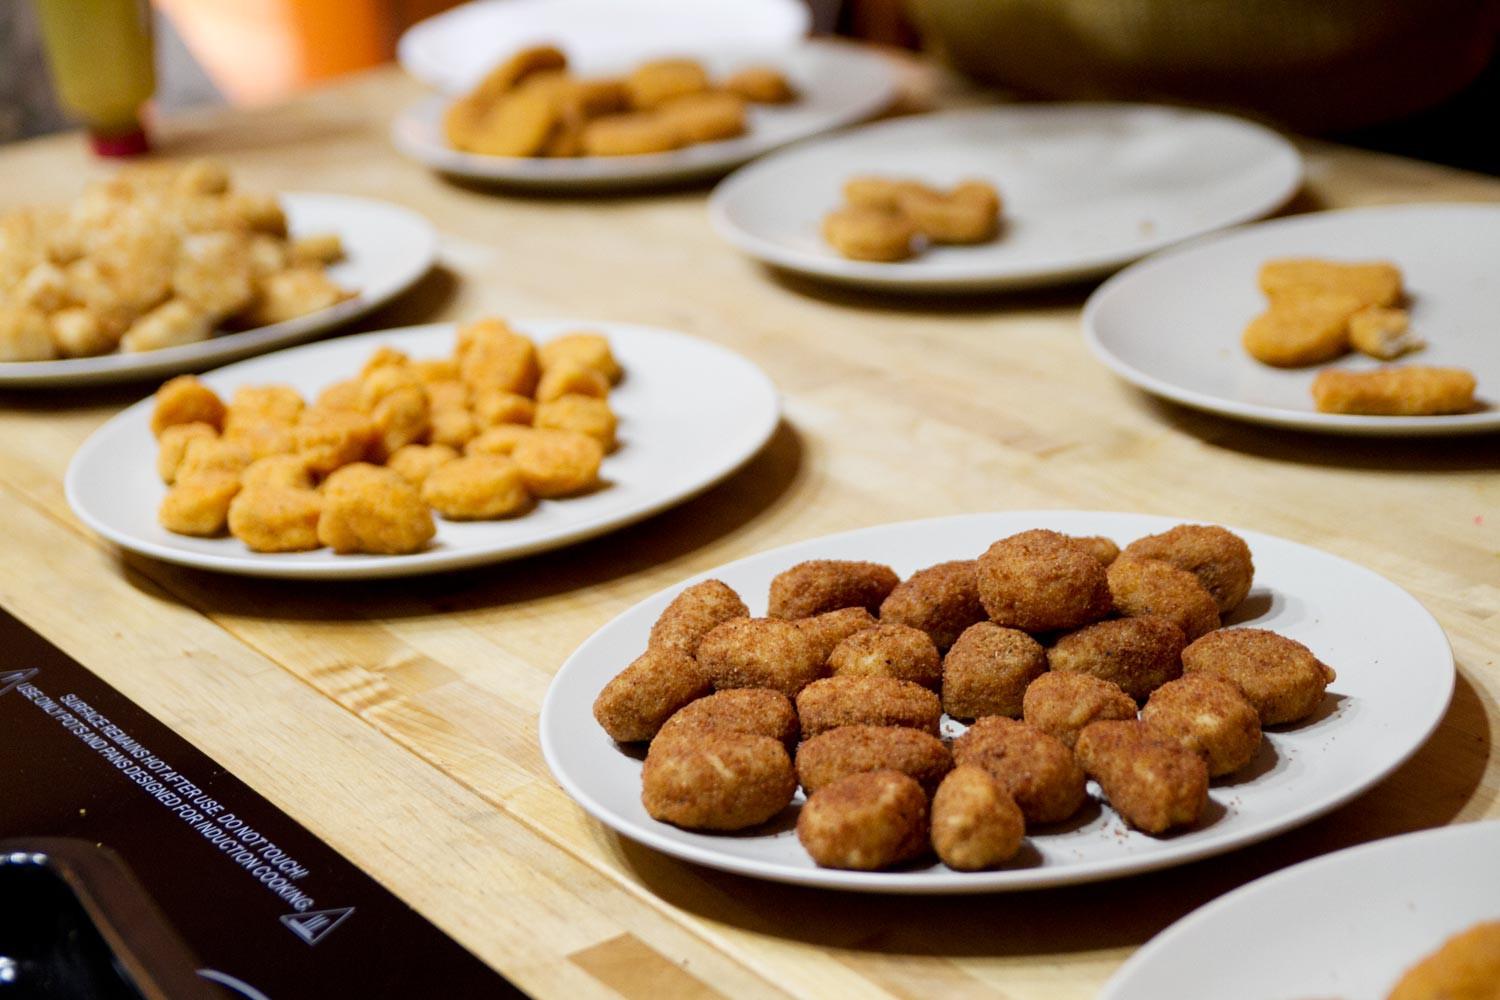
[157,422,218,483]
[941,622,1048,720]
[625,58,710,110]
[1047,616,1187,702]
[1388,920,1500,1000]
[828,623,942,690]
[657,90,747,143]
[239,268,346,328]
[294,410,378,475]
[952,716,1086,825]
[1074,720,1208,834]
[369,384,430,461]
[1181,628,1336,726]
[534,361,610,403]
[822,206,916,262]
[121,299,214,353]
[592,645,711,743]
[653,688,798,754]
[796,725,952,797]
[511,428,604,497]
[795,606,879,661]
[930,765,1025,871]
[538,331,621,383]
[581,112,682,156]
[878,559,987,651]
[241,453,314,490]
[1310,365,1478,416]
[534,393,616,450]
[1141,675,1261,777]
[421,453,531,520]
[1242,291,1363,368]
[797,770,928,871]
[1123,524,1254,614]
[159,473,241,537]
[50,307,114,358]
[1348,305,1423,360]
[465,423,535,457]
[175,437,252,483]
[723,65,797,104]
[226,485,322,553]
[648,579,749,657]
[697,616,828,697]
[642,732,795,831]
[386,443,459,488]
[1022,671,1138,749]
[796,676,941,739]
[1258,257,1403,308]
[1107,556,1221,641]
[976,529,1114,632]
[458,322,539,396]
[768,559,900,619]
[173,231,254,317]
[316,463,435,555]
[896,181,1001,244]
[471,388,536,429]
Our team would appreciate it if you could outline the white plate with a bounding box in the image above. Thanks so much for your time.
[539,511,1453,893]
[1083,203,1500,435]
[64,321,779,579]
[391,41,899,190]
[1102,821,1500,999]
[0,194,437,389]
[398,0,810,94]
[708,104,1303,292]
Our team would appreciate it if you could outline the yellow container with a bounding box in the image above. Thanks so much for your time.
[33,0,156,154]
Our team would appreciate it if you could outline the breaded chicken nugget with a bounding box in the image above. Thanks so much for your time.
[159,473,241,537]
[1141,675,1261,777]
[1047,616,1187,702]
[534,361,611,402]
[316,463,435,555]
[1181,628,1336,725]
[592,646,710,743]
[422,377,469,413]
[822,207,916,262]
[470,388,535,429]
[226,384,304,429]
[952,717,1086,825]
[1070,535,1121,566]
[828,623,942,690]
[976,529,1113,633]
[465,87,559,157]
[796,607,879,661]
[648,579,750,657]
[151,374,226,437]
[421,453,531,520]
[386,443,459,489]
[538,331,621,383]
[941,622,1048,720]
[1310,365,1478,416]
[625,58,710,109]
[842,176,926,212]
[797,770,929,871]
[653,688,798,754]
[226,484,322,552]
[1107,556,1221,641]
[458,320,539,396]
[930,765,1025,871]
[312,377,362,414]
[768,559,900,619]
[468,45,568,104]
[1123,524,1254,615]
[796,725,952,796]
[1074,720,1208,834]
[896,180,1001,244]
[796,676,942,739]
[534,393,616,450]
[411,358,461,384]
[723,65,797,104]
[581,112,682,156]
[511,428,604,497]
[697,617,828,697]
[294,409,378,476]
[1022,671,1138,749]
[175,437,253,483]
[878,559,987,651]
[657,90,747,144]
[121,298,214,354]
[642,732,795,831]
[157,422,218,483]
[1242,291,1363,367]
[1387,920,1500,1000]
[240,453,313,490]
[223,420,296,462]
[368,384,430,461]
[1348,305,1423,360]
[465,424,535,457]
[239,268,347,328]
[1258,257,1403,308]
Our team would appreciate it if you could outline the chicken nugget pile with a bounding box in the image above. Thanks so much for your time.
[150,318,619,554]
[1241,257,1477,415]
[593,522,1342,872]
[823,176,1002,262]
[443,45,796,159]
[0,159,349,362]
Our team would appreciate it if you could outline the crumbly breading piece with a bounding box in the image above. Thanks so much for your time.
[1106,556,1221,641]
[534,393,616,450]
[795,607,879,662]
[896,180,1001,245]
[1310,365,1478,416]
[510,428,603,497]
[226,484,322,552]
[158,473,241,537]
[421,454,531,520]
[538,331,621,383]
[385,443,459,489]
[157,422,218,483]
[1141,674,1262,777]
[821,207,916,262]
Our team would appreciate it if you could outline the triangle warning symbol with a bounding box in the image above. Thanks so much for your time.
[0,668,38,697]
[280,906,354,945]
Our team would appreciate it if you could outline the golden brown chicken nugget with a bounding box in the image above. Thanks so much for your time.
[952,716,1086,825]
[511,428,604,497]
[657,90,747,143]
[538,331,621,383]
[422,378,469,412]
[653,688,798,754]
[828,623,942,690]
[316,463,435,555]
[157,422,218,483]
[976,529,1114,633]
[386,443,458,489]
[227,384,303,429]
[797,725,952,797]
[464,424,535,457]
[822,206,916,262]
[1070,535,1121,567]
[1387,920,1500,1000]
[226,484,322,553]
[1074,720,1208,834]
[1141,675,1261,777]
[1181,628,1336,726]
[534,393,616,450]
[421,454,531,520]
[1242,291,1363,368]
[842,176,928,212]
[458,320,540,396]
[411,358,461,384]
[642,732,795,831]
[1310,365,1478,416]
[1123,524,1254,615]
[697,617,828,698]
[625,58,710,109]
[471,389,536,429]
[796,676,941,740]
[240,453,313,490]
[159,473,242,537]
[930,765,1025,871]
[223,420,296,462]
[797,770,929,871]
[1348,305,1423,360]
[151,374,226,437]
[368,385,430,461]
[463,87,559,157]
[796,607,879,662]
[1107,556,1221,641]
[312,377,362,414]
[581,112,682,156]
[723,65,797,104]
[294,410,378,476]
[896,181,1001,244]
[648,579,750,657]
[1021,671,1138,750]
[534,361,611,403]
[878,559,987,651]
[941,622,1048,720]
[1258,258,1403,309]
[1047,616,1187,702]
[468,45,569,104]
[175,437,253,483]
[592,646,711,743]
[768,559,900,620]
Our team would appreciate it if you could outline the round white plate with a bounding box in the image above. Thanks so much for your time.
[0,194,437,389]
[65,321,779,579]
[391,41,899,190]
[1102,821,1500,999]
[540,511,1453,893]
[398,0,810,94]
[708,104,1303,292]
[1083,203,1500,435]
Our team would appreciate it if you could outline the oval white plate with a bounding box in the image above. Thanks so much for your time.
[539,511,1453,893]
[1102,821,1500,999]
[0,194,437,389]
[1083,203,1500,435]
[391,41,898,190]
[65,321,779,579]
[708,104,1302,292]
[398,0,810,94]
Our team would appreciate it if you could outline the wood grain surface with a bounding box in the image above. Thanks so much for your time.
[1,52,1497,999]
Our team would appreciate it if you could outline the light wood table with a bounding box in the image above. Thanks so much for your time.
[2,54,1497,1000]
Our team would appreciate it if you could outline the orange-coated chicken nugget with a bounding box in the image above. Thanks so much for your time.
[1241,291,1363,367]
[428,406,480,449]
[469,45,569,104]
[896,180,1001,244]
[223,420,296,462]
[1122,524,1254,615]
[411,357,461,384]
[457,319,539,396]
[796,725,952,796]
[1257,257,1403,309]
[175,437,252,483]
[828,623,942,690]
[822,206,916,262]
[952,717,1086,825]
[368,384,430,461]
[1021,671,1138,749]
[356,363,422,411]
[1348,306,1423,360]
[151,374,226,437]
[1074,720,1208,834]
[642,732,795,831]
[534,393,616,450]
[941,622,1048,720]
[226,484,322,552]
[464,423,535,457]
[537,331,621,383]
[796,606,879,661]
[930,765,1025,871]
[1107,556,1221,641]
[768,559,900,619]
[1310,365,1478,416]
[723,65,797,104]
[534,361,610,403]
[462,87,559,157]
[421,453,531,520]
[158,473,241,537]
[697,617,828,697]
[1181,628,1336,726]
[240,453,313,490]
[511,428,603,497]
[797,770,929,871]
[471,388,536,429]
[294,410,378,476]
[422,378,470,412]
[1387,920,1500,1000]
[842,176,927,212]
[653,688,798,754]
[316,463,435,555]
[648,579,750,657]
[796,676,942,740]
[157,422,218,483]
[625,58,709,109]
[1141,675,1261,777]
[385,443,458,489]
[657,90,746,144]
[1047,616,1187,702]
[580,112,682,156]
[592,645,711,743]
[226,384,303,429]
[878,559,987,651]
[312,377,362,414]
[976,529,1113,632]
